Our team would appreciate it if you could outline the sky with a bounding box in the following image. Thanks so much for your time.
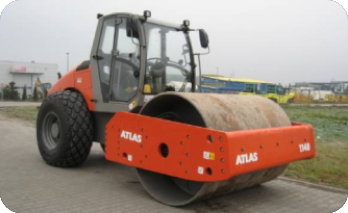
[0,0,347,85]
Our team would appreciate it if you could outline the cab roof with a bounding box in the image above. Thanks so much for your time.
[102,12,184,29]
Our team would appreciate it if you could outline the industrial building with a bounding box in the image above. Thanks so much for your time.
[294,81,348,94]
[0,60,59,98]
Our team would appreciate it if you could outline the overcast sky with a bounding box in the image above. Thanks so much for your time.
[0,0,347,85]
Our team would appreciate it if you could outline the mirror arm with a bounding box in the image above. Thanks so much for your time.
[201,46,210,56]
[193,54,202,92]
[182,45,189,66]
[194,46,210,56]
[193,46,210,92]
[128,27,141,47]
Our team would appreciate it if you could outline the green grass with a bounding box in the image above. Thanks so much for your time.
[0,106,38,122]
[282,105,348,189]
[283,141,348,188]
[282,106,348,143]
[1,105,348,189]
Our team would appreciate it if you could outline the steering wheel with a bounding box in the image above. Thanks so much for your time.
[147,57,162,68]
[147,57,162,62]
[166,62,191,77]
[115,56,140,77]
[147,58,190,77]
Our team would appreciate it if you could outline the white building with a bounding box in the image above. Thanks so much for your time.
[0,60,59,98]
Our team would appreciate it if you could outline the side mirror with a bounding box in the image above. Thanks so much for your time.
[199,29,209,49]
[126,17,139,39]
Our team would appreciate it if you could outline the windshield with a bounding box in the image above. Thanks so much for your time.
[144,23,193,94]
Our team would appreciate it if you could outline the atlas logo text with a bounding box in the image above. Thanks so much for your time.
[236,152,258,165]
[120,131,142,143]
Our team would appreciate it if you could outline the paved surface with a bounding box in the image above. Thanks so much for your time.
[0,116,347,213]
[0,101,41,108]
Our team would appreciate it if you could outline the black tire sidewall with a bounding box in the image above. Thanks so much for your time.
[36,91,93,167]
[37,96,71,162]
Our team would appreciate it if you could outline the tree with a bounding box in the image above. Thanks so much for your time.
[3,82,19,100]
[33,87,38,101]
[22,85,27,100]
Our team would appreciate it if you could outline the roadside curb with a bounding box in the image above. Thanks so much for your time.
[278,177,348,195]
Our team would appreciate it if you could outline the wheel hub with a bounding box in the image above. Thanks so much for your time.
[42,112,60,150]
[51,123,59,138]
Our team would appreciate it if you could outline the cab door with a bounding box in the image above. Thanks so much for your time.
[90,15,142,113]
[108,18,140,103]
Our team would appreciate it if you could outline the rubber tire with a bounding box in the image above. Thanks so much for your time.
[37,90,93,167]
[100,144,106,153]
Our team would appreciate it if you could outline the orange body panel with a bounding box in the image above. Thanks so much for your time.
[74,67,94,111]
[105,112,315,182]
[48,66,95,111]
[48,69,75,95]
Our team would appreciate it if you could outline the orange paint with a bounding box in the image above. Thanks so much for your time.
[74,67,94,111]
[105,112,315,182]
[48,69,75,95]
[48,65,95,111]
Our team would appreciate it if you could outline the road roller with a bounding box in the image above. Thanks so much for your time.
[36,11,315,206]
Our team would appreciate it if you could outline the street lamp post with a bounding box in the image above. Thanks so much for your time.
[66,52,70,72]
[0,83,3,101]
[216,67,219,76]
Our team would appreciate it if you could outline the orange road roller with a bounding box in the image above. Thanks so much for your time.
[36,11,315,206]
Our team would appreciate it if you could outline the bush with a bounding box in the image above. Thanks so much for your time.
[3,82,19,100]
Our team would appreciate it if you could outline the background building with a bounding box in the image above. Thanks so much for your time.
[0,60,58,98]
[294,81,348,94]
[292,81,348,103]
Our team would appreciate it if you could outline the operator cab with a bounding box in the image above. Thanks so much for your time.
[90,11,209,112]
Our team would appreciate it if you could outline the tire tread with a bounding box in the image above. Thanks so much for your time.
[38,90,93,167]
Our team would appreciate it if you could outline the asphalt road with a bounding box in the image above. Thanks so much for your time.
[0,115,347,213]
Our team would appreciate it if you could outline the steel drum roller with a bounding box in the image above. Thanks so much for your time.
[138,93,290,206]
